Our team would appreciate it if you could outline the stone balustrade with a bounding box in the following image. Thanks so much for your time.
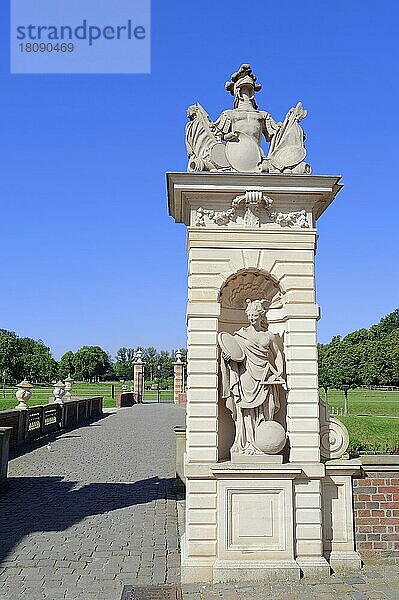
[0,397,103,449]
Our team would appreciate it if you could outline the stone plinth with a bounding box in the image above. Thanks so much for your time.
[211,463,301,582]
[168,172,360,583]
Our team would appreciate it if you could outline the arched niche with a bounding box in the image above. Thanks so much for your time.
[217,268,288,461]
[218,268,285,333]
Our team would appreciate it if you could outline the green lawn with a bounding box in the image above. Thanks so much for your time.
[338,415,399,453]
[0,381,173,410]
[324,388,398,453]
[1,383,397,453]
[324,387,399,417]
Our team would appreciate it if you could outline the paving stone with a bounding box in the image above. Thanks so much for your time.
[3,405,399,600]
[349,592,368,600]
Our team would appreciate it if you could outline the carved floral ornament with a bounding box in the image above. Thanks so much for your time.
[194,190,310,229]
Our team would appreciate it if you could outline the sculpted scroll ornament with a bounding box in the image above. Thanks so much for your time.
[186,64,311,175]
[319,398,349,459]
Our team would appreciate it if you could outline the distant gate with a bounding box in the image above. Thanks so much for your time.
[143,386,173,403]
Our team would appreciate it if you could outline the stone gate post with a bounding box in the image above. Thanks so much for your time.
[133,350,144,403]
[167,64,361,584]
[173,350,185,404]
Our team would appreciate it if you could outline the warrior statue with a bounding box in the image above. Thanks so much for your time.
[185,64,311,174]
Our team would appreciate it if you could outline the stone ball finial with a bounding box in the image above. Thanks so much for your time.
[135,349,143,363]
[175,350,182,364]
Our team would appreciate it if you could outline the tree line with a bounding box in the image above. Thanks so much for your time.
[318,309,399,413]
[1,309,398,403]
[0,329,186,386]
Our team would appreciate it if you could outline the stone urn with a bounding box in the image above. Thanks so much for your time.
[52,381,66,404]
[15,379,33,410]
[64,374,74,401]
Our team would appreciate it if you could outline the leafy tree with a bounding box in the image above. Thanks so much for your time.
[358,339,392,386]
[114,347,135,380]
[318,344,332,401]
[385,329,399,386]
[17,337,57,382]
[369,309,399,340]
[73,346,111,381]
[142,346,158,382]
[103,362,117,381]
[318,337,341,401]
[0,330,21,394]
[58,351,75,379]
[329,341,361,415]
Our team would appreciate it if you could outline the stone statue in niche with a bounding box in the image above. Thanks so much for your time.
[219,299,287,459]
[186,64,311,174]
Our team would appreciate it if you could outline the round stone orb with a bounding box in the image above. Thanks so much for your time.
[255,421,286,454]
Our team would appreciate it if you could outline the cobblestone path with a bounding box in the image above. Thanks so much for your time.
[0,404,185,600]
[1,405,398,600]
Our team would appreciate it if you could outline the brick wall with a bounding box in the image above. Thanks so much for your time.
[353,463,399,559]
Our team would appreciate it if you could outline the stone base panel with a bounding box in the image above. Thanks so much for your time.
[182,461,362,584]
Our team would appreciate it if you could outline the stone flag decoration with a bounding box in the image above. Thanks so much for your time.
[168,64,360,585]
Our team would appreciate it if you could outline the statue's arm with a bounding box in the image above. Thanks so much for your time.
[271,335,284,376]
[214,111,238,142]
[262,112,282,142]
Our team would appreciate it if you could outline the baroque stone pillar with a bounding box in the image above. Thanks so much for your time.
[133,350,144,403]
[168,172,361,583]
[173,350,185,404]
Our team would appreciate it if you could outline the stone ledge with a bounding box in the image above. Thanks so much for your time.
[213,559,300,583]
[325,458,362,475]
[211,461,301,479]
[359,454,399,470]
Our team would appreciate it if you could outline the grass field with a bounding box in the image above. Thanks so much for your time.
[324,387,399,417]
[1,384,397,453]
[0,381,172,411]
[324,388,399,453]
[339,415,398,453]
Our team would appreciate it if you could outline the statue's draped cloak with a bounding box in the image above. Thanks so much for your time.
[221,328,280,413]
[221,328,281,454]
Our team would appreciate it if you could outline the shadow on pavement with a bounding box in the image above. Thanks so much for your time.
[9,413,112,459]
[0,474,180,564]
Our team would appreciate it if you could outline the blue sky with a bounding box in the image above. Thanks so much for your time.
[1,0,398,359]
